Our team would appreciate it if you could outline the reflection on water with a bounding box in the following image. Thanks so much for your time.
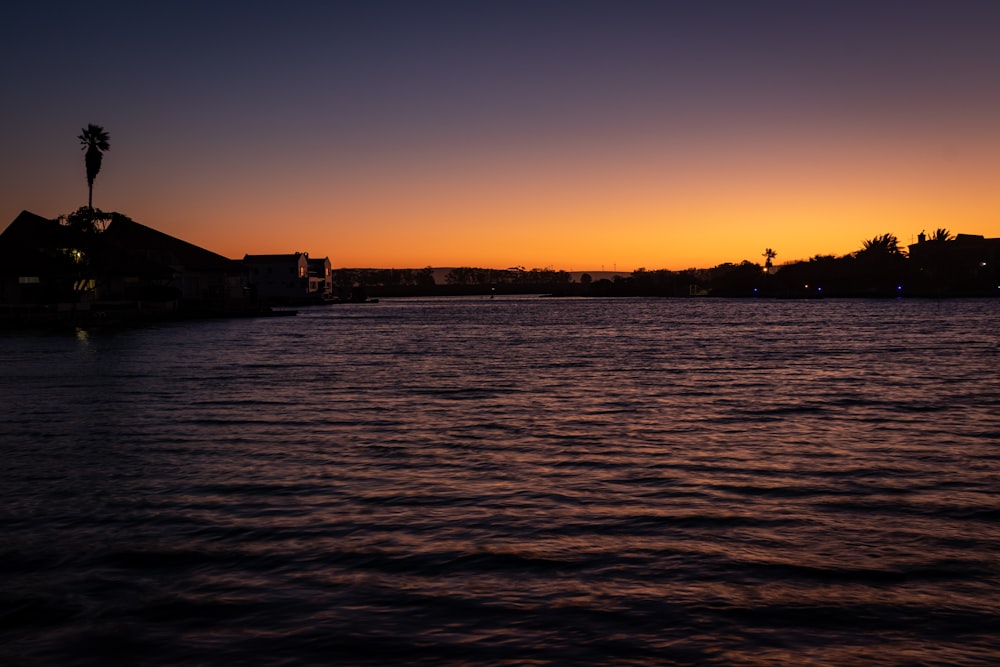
[1,297,999,665]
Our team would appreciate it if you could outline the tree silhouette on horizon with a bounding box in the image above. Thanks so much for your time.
[762,248,776,270]
[860,233,902,256]
[79,124,110,210]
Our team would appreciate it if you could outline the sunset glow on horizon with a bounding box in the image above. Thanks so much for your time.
[3,2,999,271]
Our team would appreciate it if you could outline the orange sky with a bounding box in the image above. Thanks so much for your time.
[3,3,999,271]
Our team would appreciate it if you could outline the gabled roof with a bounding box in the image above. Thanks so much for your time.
[1,210,242,280]
[104,217,239,273]
[0,211,75,276]
[0,210,66,248]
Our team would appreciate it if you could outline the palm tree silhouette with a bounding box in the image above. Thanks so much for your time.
[861,233,902,255]
[762,248,776,270]
[931,228,953,242]
[79,124,110,210]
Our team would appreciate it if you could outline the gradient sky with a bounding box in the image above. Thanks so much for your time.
[3,1,999,270]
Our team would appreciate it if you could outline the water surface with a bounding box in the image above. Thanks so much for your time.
[2,297,999,665]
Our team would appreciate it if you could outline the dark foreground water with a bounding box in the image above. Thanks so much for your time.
[2,297,999,666]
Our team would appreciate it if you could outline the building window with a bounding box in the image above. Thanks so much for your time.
[18,276,40,284]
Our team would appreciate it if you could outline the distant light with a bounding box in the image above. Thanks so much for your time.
[897,285,903,291]
[817,287,823,292]
[804,284,809,289]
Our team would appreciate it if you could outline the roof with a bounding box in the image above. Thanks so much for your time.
[1,210,241,279]
[244,253,307,263]
[104,217,239,273]
[0,210,66,248]
[0,211,75,276]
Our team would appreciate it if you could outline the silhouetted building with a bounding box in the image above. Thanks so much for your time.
[101,216,247,310]
[908,233,1000,294]
[243,253,310,304]
[0,211,78,305]
[1,210,253,321]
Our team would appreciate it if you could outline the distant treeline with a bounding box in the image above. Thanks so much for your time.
[331,267,574,297]
[333,233,999,298]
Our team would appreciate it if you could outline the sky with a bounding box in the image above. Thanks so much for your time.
[2,1,999,271]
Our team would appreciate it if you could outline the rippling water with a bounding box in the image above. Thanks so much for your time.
[2,297,999,666]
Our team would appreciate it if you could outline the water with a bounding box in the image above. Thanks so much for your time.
[2,297,998,666]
